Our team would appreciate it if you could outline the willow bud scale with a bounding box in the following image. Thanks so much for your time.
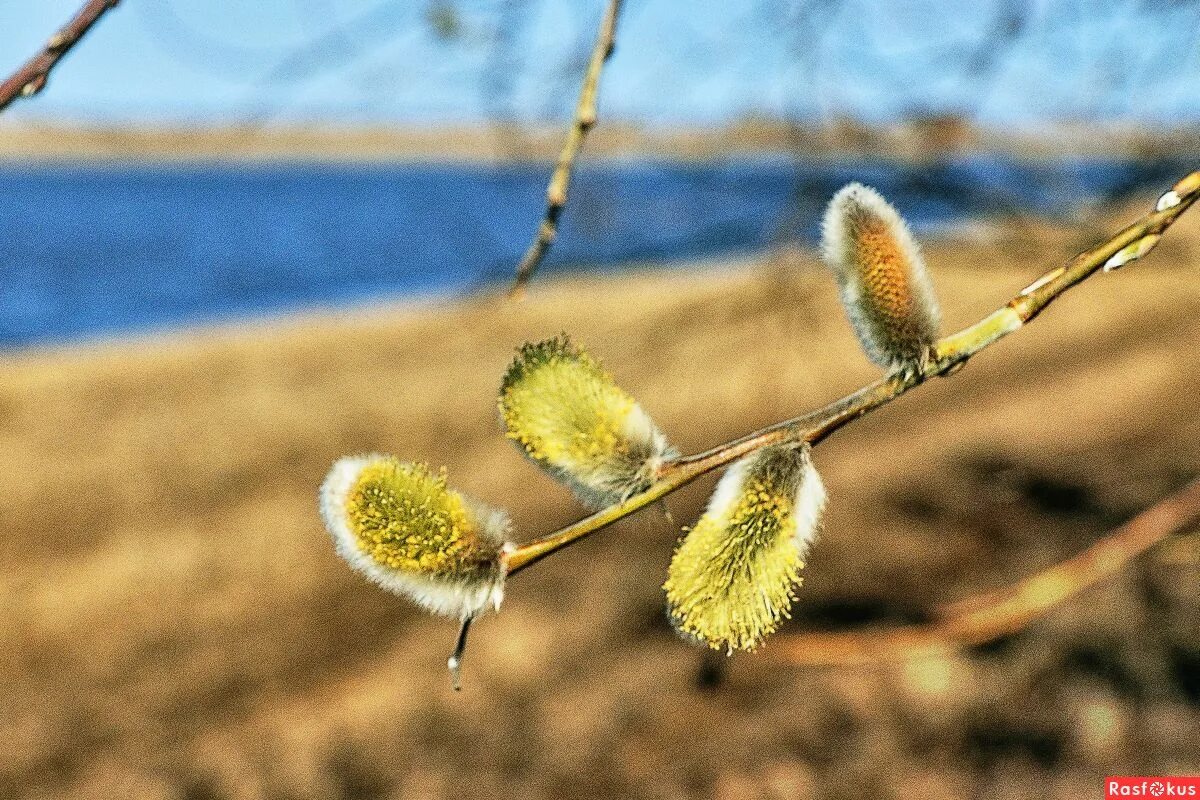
[664,443,826,653]
[499,335,674,507]
[821,182,941,371]
[320,455,513,620]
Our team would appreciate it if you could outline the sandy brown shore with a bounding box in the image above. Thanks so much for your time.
[2,120,1198,162]
[0,206,1198,799]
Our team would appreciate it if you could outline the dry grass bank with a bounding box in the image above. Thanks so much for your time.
[2,120,1197,163]
[0,207,1198,799]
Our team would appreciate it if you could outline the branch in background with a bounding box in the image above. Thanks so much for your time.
[765,476,1200,667]
[509,0,622,298]
[504,170,1200,575]
[0,1,121,115]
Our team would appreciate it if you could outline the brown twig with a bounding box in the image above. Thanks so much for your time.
[765,476,1200,667]
[504,170,1200,575]
[509,0,622,298]
[0,1,121,115]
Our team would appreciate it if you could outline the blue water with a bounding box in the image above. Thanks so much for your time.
[0,155,1192,348]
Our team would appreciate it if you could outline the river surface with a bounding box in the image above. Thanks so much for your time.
[0,155,1190,347]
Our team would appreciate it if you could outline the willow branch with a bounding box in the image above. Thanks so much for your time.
[765,476,1200,667]
[504,170,1200,576]
[509,0,622,298]
[0,0,121,115]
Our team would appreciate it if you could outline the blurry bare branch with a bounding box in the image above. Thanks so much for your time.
[0,0,120,115]
[769,476,1200,667]
[510,0,623,298]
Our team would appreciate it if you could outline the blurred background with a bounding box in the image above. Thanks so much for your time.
[0,2,1197,798]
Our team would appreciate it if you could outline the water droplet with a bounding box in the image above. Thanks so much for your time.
[1103,234,1160,272]
[1156,190,1181,212]
[447,616,473,692]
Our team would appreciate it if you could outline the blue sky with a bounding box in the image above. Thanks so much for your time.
[2,0,1199,126]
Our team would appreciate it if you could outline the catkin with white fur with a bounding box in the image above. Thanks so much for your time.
[319,455,513,620]
[821,182,941,371]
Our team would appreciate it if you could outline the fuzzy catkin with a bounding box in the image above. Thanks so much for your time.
[664,442,826,653]
[499,335,675,507]
[821,182,941,371]
[320,455,513,620]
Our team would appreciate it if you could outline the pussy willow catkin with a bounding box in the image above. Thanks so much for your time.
[821,182,941,372]
[320,455,514,620]
[499,335,675,508]
[664,442,826,653]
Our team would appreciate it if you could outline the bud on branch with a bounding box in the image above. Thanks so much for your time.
[320,456,513,621]
[499,335,675,508]
[821,183,941,373]
[665,443,825,653]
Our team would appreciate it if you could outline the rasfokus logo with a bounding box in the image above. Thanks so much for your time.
[1107,777,1200,798]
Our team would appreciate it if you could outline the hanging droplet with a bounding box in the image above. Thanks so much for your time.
[1156,191,1181,212]
[1103,234,1161,273]
[447,617,473,692]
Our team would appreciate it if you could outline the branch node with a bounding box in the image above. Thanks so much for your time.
[21,77,46,97]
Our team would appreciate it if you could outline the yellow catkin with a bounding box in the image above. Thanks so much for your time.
[343,460,495,578]
[664,444,825,653]
[321,455,514,619]
[821,183,940,371]
[499,335,672,507]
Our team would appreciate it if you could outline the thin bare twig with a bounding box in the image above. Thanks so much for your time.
[0,1,121,115]
[504,170,1200,575]
[766,476,1200,667]
[509,0,622,298]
